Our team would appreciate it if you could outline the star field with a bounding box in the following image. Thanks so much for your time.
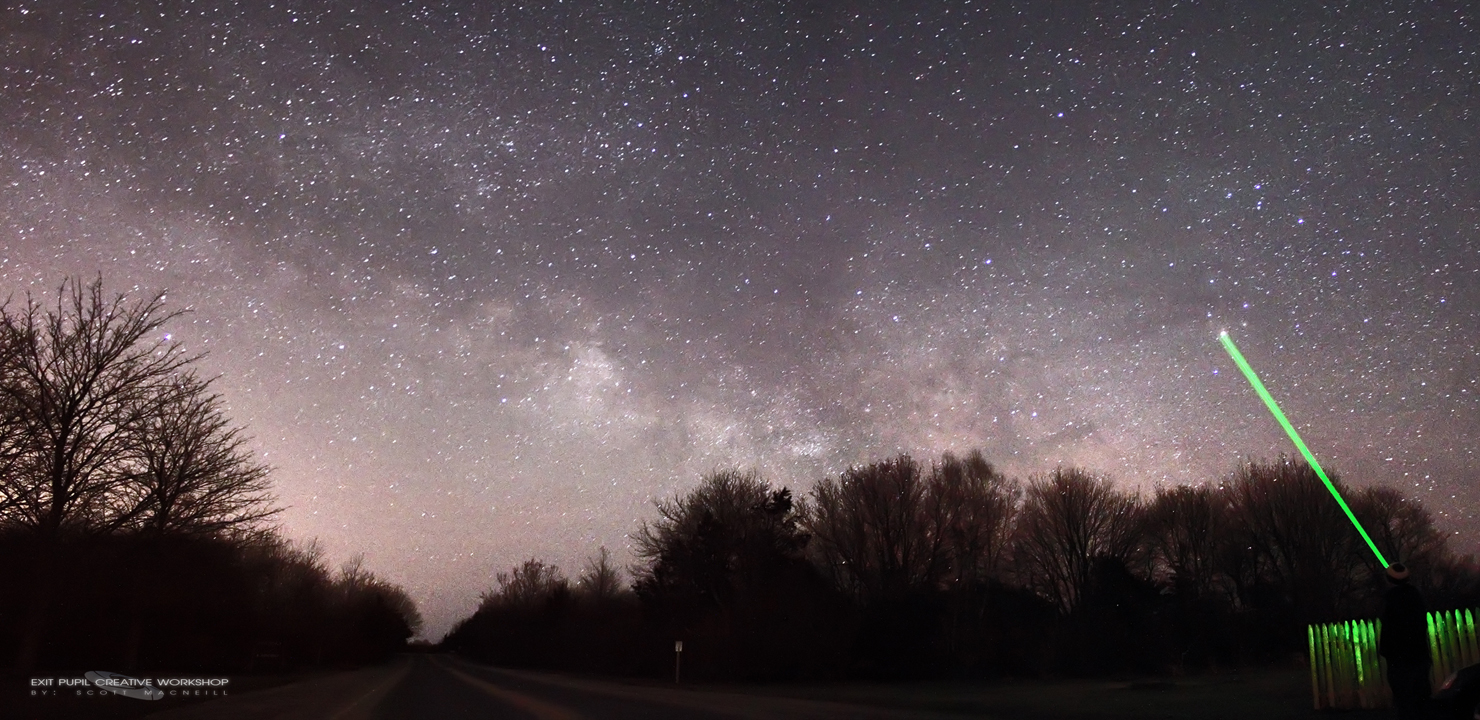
[2,1,1477,638]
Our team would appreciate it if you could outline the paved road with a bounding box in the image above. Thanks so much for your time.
[145,655,967,720]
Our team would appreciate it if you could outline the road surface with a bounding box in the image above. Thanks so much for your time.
[144,654,965,719]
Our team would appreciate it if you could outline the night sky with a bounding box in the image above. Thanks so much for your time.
[3,1,1477,638]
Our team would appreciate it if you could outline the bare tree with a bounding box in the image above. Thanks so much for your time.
[1012,466,1142,614]
[928,451,1020,588]
[338,554,377,595]
[1224,457,1365,620]
[338,554,424,639]
[805,451,1019,607]
[373,582,424,640]
[480,559,570,611]
[1352,485,1448,576]
[0,331,25,524]
[123,372,276,537]
[0,278,191,537]
[1143,484,1230,598]
[631,469,804,610]
[577,546,623,601]
[805,455,943,605]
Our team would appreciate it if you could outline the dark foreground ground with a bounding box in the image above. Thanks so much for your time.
[7,654,1391,719]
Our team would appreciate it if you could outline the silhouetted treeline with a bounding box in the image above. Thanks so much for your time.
[0,279,421,674]
[442,551,648,675]
[444,453,1480,680]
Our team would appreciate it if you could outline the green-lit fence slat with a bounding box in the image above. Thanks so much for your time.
[1361,620,1375,708]
[1464,610,1475,669]
[1326,625,1337,708]
[1313,625,1324,708]
[1358,621,1368,706]
[1453,611,1470,667]
[1445,611,1459,681]
[1435,612,1447,687]
[1332,625,1343,708]
[1456,612,1468,664]
[1359,621,1373,708]
[1308,609,1480,710]
[1375,618,1389,708]
[1462,610,1474,666]
[1334,623,1346,706]
[1445,611,1459,683]
[1430,613,1440,686]
[1373,619,1385,708]
[1465,609,1479,667]
[1442,611,1451,661]
[1373,619,1388,707]
[1332,622,1343,705]
[1451,612,1461,673]
[1429,613,1443,690]
[1444,611,1453,689]
[1314,628,1326,711]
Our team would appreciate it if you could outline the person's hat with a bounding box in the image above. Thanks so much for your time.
[1386,563,1410,582]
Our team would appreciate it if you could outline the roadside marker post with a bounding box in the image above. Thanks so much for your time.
[674,640,683,684]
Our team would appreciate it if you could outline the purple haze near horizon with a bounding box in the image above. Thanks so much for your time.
[3,1,1477,638]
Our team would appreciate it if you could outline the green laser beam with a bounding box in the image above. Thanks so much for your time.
[1218,331,1389,568]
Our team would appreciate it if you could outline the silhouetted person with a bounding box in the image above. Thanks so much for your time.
[1380,563,1431,719]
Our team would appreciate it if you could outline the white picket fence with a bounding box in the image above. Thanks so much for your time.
[1309,608,1480,710]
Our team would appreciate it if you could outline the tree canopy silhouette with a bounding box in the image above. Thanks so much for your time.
[805,452,1019,608]
[632,468,808,615]
[1012,466,1142,614]
[1225,457,1366,622]
[443,453,1480,680]
[0,277,276,539]
[0,278,418,675]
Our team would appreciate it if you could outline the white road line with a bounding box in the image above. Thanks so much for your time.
[326,661,412,720]
[434,657,583,720]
